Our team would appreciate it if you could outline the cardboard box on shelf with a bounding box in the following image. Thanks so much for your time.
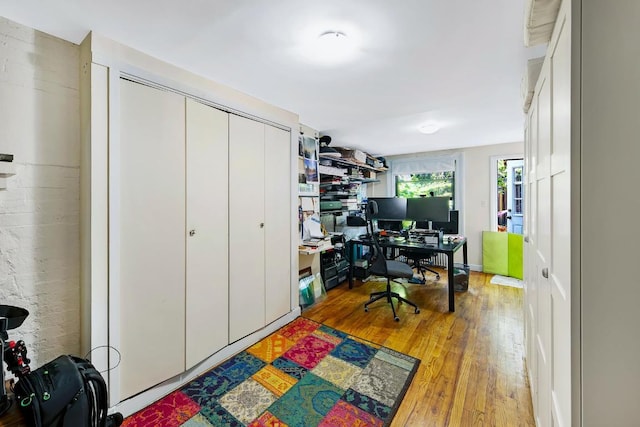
[336,148,367,164]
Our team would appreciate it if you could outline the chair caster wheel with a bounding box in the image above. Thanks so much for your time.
[394,316,400,322]
[415,308,420,314]
[436,275,440,280]
[364,306,369,312]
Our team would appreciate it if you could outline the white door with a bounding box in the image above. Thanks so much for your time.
[524,109,538,410]
[185,99,229,369]
[228,114,266,342]
[534,72,552,427]
[264,124,291,324]
[549,11,572,427]
[506,160,524,234]
[525,8,572,427]
[118,79,186,399]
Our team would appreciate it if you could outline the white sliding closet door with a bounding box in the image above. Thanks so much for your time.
[264,125,291,324]
[228,114,265,342]
[119,80,186,399]
[185,99,229,369]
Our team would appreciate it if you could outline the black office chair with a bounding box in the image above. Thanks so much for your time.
[364,200,420,321]
[401,220,440,283]
[400,250,440,283]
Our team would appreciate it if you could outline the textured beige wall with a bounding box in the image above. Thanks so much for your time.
[0,17,80,367]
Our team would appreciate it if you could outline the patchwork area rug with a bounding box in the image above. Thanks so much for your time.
[122,317,420,427]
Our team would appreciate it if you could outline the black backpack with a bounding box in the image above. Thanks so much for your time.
[13,355,121,427]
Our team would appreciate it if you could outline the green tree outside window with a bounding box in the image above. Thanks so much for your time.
[395,172,455,209]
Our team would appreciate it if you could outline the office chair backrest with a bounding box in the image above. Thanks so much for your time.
[366,201,388,275]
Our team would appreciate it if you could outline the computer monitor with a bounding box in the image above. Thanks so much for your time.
[376,220,404,232]
[431,210,459,234]
[406,197,449,222]
[368,197,407,220]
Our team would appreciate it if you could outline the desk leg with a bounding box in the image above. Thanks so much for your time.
[447,252,455,312]
[463,241,468,266]
[348,241,354,289]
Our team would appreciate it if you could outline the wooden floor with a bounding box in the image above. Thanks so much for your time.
[303,270,535,427]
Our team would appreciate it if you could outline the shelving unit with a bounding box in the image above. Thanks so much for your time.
[316,148,387,290]
[318,153,383,218]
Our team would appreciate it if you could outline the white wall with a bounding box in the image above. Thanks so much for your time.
[384,141,524,268]
[580,1,640,424]
[0,17,80,367]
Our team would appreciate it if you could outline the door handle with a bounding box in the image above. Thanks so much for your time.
[260,223,265,228]
[189,229,196,237]
[524,236,529,243]
[542,267,548,279]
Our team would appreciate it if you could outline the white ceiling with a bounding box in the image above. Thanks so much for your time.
[0,0,546,156]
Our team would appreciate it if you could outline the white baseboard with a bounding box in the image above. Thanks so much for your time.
[468,263,482,272]
[110,307,302,418]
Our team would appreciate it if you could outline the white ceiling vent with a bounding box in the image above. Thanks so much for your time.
[524,0,561,46]
[522,56,545,113]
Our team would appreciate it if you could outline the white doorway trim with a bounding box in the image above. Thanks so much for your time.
[490,154,523,232]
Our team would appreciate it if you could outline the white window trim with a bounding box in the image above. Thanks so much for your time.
[385,152,464,232]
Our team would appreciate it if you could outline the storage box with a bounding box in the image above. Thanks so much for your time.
[318,164,347,176]
[353,266,370,279]
[320,201,343,211]
[324,275,339,291]
[354,258,368,268]
[337,148,367,164]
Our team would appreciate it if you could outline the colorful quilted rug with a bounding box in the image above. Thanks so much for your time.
[122,317,420,427]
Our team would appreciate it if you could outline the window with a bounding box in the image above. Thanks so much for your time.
[395,171,455,209]
[513,166,523,215]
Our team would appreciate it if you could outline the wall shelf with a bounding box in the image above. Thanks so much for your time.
[319,154,388,173]
[0,162,16,190]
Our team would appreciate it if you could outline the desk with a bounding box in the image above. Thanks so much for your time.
[347,236,468,312]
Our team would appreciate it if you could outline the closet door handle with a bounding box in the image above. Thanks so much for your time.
[189,229,196,237]
[542,267,549,279]
[260,223,265,228]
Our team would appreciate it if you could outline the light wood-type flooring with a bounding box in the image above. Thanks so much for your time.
[302,269,535,427]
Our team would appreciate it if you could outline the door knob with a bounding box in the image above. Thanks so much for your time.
[189,229,196,237]
[260,223,265,228]
[542,267,548,278]
[524,236,529,243]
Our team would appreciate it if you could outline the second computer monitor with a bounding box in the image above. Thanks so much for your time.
[406,197,450,222]
[368,197,407,220]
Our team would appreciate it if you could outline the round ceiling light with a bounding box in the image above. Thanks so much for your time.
[314,30,356,64]
[418,123,440,134]
[319,30,348,42]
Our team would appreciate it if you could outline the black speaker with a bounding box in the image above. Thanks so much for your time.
[450,210,459,224]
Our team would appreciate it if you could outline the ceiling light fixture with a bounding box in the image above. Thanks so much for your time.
[313,30,356,64]
[319,30,348,42]
[418,123,440,134]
